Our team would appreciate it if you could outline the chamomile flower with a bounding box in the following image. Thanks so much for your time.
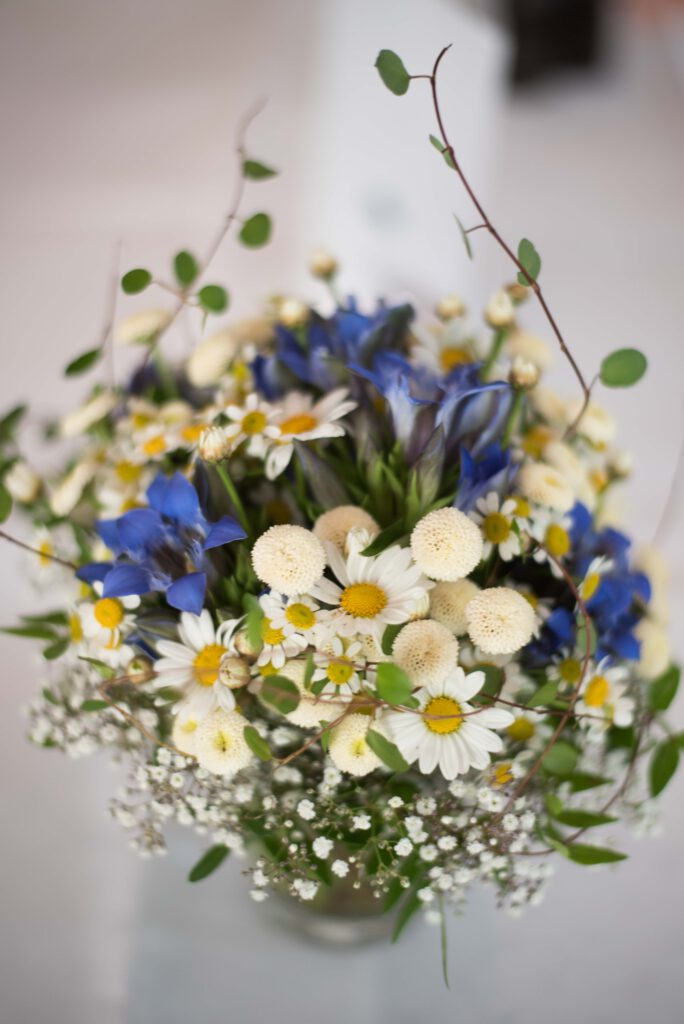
[311,637,364,698]
[259,591,319,638]
[386,668,514,780]
[576,659,634,732]
[223,393,280,458]
[549,653,584,691]
[311,541,433,645]
[80,590,140,665]
[470,492,522,561]
[578,556,613,602]
[256,598,309,670]
[265,388,356,479]
[153,610,243,722]
[530,509,573,577]
[412,316,477,375]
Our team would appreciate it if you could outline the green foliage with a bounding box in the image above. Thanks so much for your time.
[243,725,272,761]
[650,738,680,797]
[2,623,57,640]
[381,623,404,657]
[361,520,407,557]
[566,844,627,865]
[554,808,616,829]
[239,213,272,248]
[197,284,229,314]
[600,348,647,388]
[428,134,455,170]
[649,665,679,712]
[527,679,558,708]
[375,663,418,708]
[366,730,409,772]
[260,674,300,715]
[42,639,69,661]
[242,593,263,651]
[121,268,152,294]
[565,772,612,793]
[517,238,541,286]
[375,50,411,96]
[80,699,110,712]
[243,159,277,181]
[173,250,199,287]
[541,740,578,776]
[0,481,12,523]
[188,844,230,882]
[0,404,27,444]
[454,214,473,259]
[77,656,116,680]
[65,348,102,377]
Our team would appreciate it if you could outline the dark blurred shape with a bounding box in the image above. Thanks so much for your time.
[506,0,605,84]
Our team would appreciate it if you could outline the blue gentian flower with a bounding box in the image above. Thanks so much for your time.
[77,472,246,615]
[454,443,518,512]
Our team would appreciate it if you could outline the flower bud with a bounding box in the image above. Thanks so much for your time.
[127,656,153,684]
[234,628,259,660]
[505,282,530,304]
[186,329,239,388]
[509,355,539,390]
[4,460,41,503]
[198,426,231,463]
[484,290,515,329]
[435,295,465,321]
[59,391,117,438]
[278,298,309,329]
[219,653,251,689]
[49,459,97,517]
[309,249,338,280]
[116,308,172,345]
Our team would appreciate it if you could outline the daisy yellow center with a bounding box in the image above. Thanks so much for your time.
[193,644,226,687]
[142,434,167,457]
[590,468,608,490]
[259,661,279,677]
[69,612,83,644]
[483,512,511,544]
[115,460,143,485]
[327,658,354,686]
[491,762,513,788]
[279,413,318,435]
[285,603,315,630]
[584,674,610,708]
[545,524,570,558]
[424,696,463,735]
[181,423,206,444]
[514,496,531,518]
[38,539,54,567]
[507,716,535,742]
[241,411,267,435]
[581,572,601,601]
[94,597,124,630]
[558,657,582,685]
[439,345,472,372]
[522,426,554,459]
[260,618,285,646]
[340,583,388,619]
[132,413,152,430]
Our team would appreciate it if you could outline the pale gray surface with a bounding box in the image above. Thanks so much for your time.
[0,3,683,1023]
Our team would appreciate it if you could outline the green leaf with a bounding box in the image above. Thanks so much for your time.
[243,159,277,181]
[600,348,648,388]
[80,699,109,712]
[303,653,315,690]
[527,679,558,708]
[260,674,300,715]
[428,133,455,170]
[0,482,12,524]
[375,49,411,96]
[188,844,230,882]
[381,623,404,657]
[173,250,199,287]
[361,520,406,557]
[554,809,617,829]
[1,624,57,640]
[517,238,541,286]
[65,348,101,376]
[375,663,418,708]
[541,740,579,776]
[649,665,679,712]
[392,889,422,942]
[77,656,116,680]
[0,403,27,443]
[366,730,409,772]
[239,213,272,248]
[471,664,504,702]
[121,268,152,294]
[243,594,263,651]
[42,638,69,661]
[454,215,473,259]
[566,844,627,865]
[566,772,612,793]
[544,793,563,816]
[197,284,229,314]
[650,738,680,797]
[243,725,272,761]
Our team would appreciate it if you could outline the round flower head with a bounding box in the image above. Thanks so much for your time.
[195,709,253,776]
[4,460,41,504]
[518,461,575,513]
[116,308,171,345]
[429,579,480,635]
[198,426,232,464]
[466,587,537,655]
[251,525,326,596]
[386,668,514,780]
[186,328,239,387]
[277,659,348,729]
[636,619,671,681]
[328,714,383,777]
[392,620,459,687]
[576,659,634,733]
[504,329,553,371]
[313,505,379,551]
[410,507,483,582]
[484,290,515,328]
[172,714,200,756]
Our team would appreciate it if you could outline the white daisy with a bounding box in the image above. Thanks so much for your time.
[411,316,478,376]
[153,610,243,722]
[311,542,433,645]
[386,668,514,780]
[470,491,522,561]
[257,592,312,668]
[311,637,365,698]
[529,508,573,577]
[265,388,356,479]
[223,393,280,459]
[578,556,613,602]
[79,589,140,668]
[576,659,634,733]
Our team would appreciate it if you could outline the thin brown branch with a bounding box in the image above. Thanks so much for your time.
[0,529,77,570]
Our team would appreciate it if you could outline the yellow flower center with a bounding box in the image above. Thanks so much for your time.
[350,737,369,758]
[340,582,388,619]
[142,434,168,457]
[241,410,268,435]
[69,612,83,644]
[514,496,531,518]
[483,512,511,544]
[192,644,226,687]
[212,728,234,754]
[132,412,152,430]
[545,524,571,558]
[259,661,279,677]
[491,762,513,788]
[439,345,472,372]
[584,674,610,708]
[590,468,608,491]
[279,413,318,435]
[507,716,536,743]
[327,658,355,686]
[260,618,285,646]
[115,460,143,485]
[285,603,315,630]
[581,572,601,601]
[178,719,198,735]
[181,423,206,445]
[424,696,463,735]
[558,657,582,685]
[38,539,54,568]
[522,426,554,459]
[93,597,124,630]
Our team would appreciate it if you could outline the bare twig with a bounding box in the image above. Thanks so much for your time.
[0,529,77,570]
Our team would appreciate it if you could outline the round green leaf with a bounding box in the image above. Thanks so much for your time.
[239,213,272,248]
[65,348,101,377]
[260,674,300,715]
[197,284,229,314]
[121,268,152,294]
[600,348,647,388]
[375,49,410,96]
[541,740,578,776]
[243,159,277,181]
[173,250,199,288]
[517,237,541,286]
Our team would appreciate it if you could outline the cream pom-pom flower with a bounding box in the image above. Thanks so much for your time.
[518,461,575,513]
[410,507,483,582]
[116,308,172,345]
[251,525,326,596]
[564,399,616,447]
[313,505,379,551]
[504,329,553,371]
[429,579,480,635]
[466,587,538,655]
[636,619,671,681]
[195,708,253,776]
[386,668,514,780]
[265,388,357,480]
[186,329,240,388]
[392,620,459,687]
[276,659,348,729]
[328,713,383,777]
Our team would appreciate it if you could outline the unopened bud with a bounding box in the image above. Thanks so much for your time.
[234,628,259,660]
[309,249,338,280]
[219,653,251,689]
[278,298,310,329]
[509,355,539,390]
[505,282,530,304]
[4,460,41,503]
[485,290,515,329]
[198,426,231,463]
[435,295,465,321]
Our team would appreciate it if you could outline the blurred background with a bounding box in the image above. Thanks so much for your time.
[0,1,683,1021]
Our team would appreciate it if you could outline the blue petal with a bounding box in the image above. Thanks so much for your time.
[203,516,247,550]
[76,561,112,584]
[158,472,201,525]
[95,519,121,552]
[146,473,170,514]
[102,564,153,598]
[116,508,165,556]
[166,572,206,615]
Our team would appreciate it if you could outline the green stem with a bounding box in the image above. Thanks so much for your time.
[152,350,178,399]
[480,327,507,381]
[502,389,525,448]
[215,463,251,536]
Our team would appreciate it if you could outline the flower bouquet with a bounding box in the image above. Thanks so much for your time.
[2,46,680,963]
